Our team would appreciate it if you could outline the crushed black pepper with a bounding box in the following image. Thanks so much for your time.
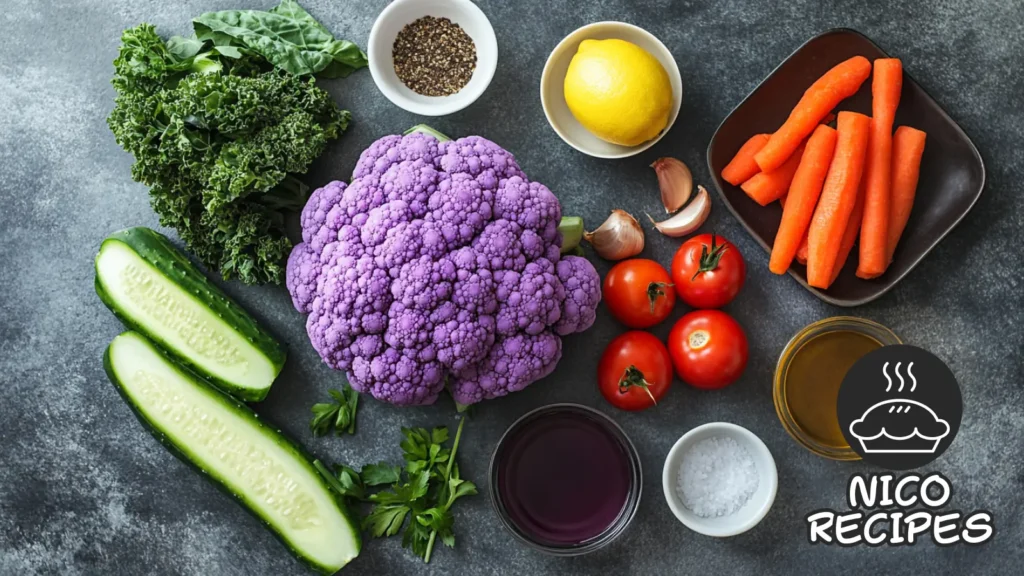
[393,16,477,97]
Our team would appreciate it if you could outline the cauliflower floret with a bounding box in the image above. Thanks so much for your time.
[362,200,415,247]
[301,181,346,246]
[378,159,442,218]
[337,174,384,228]
[427,173,494,247]
[300,181,350,253]
[285,242,320,314]
[554,256,602,336]
[353,132,443,179]
[440,136,525,181]
[350,347,446,406]
[495,260,564,336]
[449,332,562,405]
[496,176,562,243]
[305,252,390,370]
[472,219,529,272]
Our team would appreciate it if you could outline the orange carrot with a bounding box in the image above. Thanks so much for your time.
[885,126,927,265]
[870,58,903,128]
[796,235,809,265]
[857,59,903,279]
[829,183,866,286]
[741,144,806,206]
[769,124,838,274]
[722,134,770,185]
[755,56,872,172]
[806,111,871,288]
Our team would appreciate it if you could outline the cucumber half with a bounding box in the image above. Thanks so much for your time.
[95,227,285,401]
[105,332,360,573]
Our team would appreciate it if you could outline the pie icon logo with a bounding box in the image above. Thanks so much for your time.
[838,346,962,470]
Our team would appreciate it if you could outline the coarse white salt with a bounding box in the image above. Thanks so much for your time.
[676,435,758,518]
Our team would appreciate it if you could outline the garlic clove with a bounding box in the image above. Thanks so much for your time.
[647,186,711,238]
[583,209,645,261]
[651,157,693,213]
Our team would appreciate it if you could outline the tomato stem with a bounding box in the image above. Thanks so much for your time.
[691,233,728,281]
[618,365,658,407]
[646,282,674,314]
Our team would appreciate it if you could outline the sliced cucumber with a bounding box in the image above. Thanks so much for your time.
[105,332,360,573]
[95,227,285,401]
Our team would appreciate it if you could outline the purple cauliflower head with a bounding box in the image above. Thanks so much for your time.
[287,129,601,406]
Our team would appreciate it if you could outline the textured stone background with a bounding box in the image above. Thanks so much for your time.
[1,0,1021,574]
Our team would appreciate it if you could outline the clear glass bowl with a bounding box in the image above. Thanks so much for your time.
[488,403,642,556]
[773,317,901,460]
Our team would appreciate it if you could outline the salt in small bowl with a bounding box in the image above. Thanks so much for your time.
[662,422,777,537]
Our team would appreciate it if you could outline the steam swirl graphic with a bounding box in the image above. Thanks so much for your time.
[881,361,917,392]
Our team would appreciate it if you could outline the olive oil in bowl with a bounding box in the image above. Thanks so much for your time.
[773,317,900,460]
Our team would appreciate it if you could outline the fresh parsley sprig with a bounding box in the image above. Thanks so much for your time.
[314,417,476,563]
[309,382,359,437]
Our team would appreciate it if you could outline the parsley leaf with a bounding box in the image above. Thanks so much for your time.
[313,460,366,501]
[360,462,402,486]
[309,382,359,437]
[364,504,409,538]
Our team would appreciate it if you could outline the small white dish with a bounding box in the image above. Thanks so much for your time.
[662,422,777,537]
[540,21,683,158]
[368,0,498,116]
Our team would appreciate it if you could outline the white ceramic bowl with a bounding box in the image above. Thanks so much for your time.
[540,22,683,158]
[368,0,498,116]
[662,422,777,537]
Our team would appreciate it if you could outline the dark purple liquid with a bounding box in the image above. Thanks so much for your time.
[496,410,631,545]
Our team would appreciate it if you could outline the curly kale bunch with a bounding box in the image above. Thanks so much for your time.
[108,23,351,284]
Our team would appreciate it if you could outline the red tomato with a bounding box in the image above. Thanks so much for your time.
[671,234,746,309]
[603,259,676,328]
[598,331,673,411]
[667,310,748,389]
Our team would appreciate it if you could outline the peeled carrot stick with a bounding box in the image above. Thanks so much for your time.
[796,235,809,265]
[857,59,903,278]
[806,111,871,288]
[829,184,866,286]
[885,126,927,265]
[769,124,838,274]
[741,144,805,206]
[755,56,872,172]
[722,134,770,185]
[870,58,903,128]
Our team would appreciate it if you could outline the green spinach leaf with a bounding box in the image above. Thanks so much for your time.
[167,35,204,60]
[193,0,367,77]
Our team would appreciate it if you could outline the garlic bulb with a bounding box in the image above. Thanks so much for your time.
[651,157,693,213]
[648,186,711,237]
[583,209,645,260]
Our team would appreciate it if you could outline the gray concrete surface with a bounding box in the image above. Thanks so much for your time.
[1,0,1021,574]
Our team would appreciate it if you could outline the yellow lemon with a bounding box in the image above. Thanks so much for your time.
[564,39,673,147]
